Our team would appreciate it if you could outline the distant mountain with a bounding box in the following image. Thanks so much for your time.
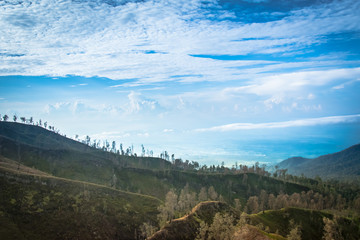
[276,144,360,180]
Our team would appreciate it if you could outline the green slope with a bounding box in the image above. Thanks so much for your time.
[0,121,172,173]
[250,207,360,240]
[0,121,309,203]
[0,165,161,240]
[149,204,360,240]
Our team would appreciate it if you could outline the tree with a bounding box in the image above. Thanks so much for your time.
[139,222,157,239]
[120,143,124,155]
[268,193,276,210]
[259,190,268,213]
[208,186,218,201]
[207,213,235,240]
[246,196,259,214]
[238,212,248,227]
[322,217,343,240]
[111,173,117,188]
[85,135,91,145]
[105,140,110,151]
[29,117,33,124]
[198,187,208,202]
[234,198,242,212]
[242,174,248,185]
[13,114,17,122]
[44,121,47,128]
[141,144,145,157]
[20,117,26,123]
[111,141,116,153]
[196,221,209,240]
[287,225,302,240]
[3,114,9,121]
[157,189,178,227]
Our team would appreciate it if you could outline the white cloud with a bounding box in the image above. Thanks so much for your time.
[91,131,131,140]
[195,114,360,132]
[163,128,174,133]
[137,132,150,137]
[0,0,359,84]
[223,67,360,97]
[126,91,157,113]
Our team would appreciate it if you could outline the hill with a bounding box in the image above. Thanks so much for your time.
[149,202,360,240]
[1,121,360,239]
[149,201,237,240]
[0,121,309,203]
[276,144,360,180]
[0,161,161,240]
[250,207,360,240]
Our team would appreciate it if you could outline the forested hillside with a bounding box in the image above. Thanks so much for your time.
[1,121,360,239]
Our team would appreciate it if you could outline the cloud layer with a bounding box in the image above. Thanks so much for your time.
[1,0,360,163]
[1,0,359,84]
[195,114,360,132]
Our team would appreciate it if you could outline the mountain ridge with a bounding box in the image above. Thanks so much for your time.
[276,143,360,179]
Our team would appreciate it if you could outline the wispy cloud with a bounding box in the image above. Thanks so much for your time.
[0,0,359,84]
[223,67,360,98]
[195,114,360,132]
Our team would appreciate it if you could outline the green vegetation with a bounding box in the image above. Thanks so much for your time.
[250,207,360,240]
[0,166,161,240]
[0,121,309,203]
[1,121,360,239]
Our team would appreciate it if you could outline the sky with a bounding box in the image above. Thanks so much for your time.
[1,0,360,166]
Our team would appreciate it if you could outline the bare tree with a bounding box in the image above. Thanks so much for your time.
[208,186,218,201]
[287,225,302,240]
[111,141,116,153]
[322,217,343,240]
[157,189,178,227]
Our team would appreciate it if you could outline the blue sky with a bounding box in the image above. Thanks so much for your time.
[1,0,360,166]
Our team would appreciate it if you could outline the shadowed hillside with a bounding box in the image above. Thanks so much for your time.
[0,121,309,203]
[250,207,360,240]
[149,202,360,240]
[276,144,360,180]
[0,162,161,240]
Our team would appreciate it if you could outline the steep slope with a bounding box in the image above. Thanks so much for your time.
[276,144,360,179]
[0,121,172,172]
[0,121,171,185]
[0,162,161,240]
